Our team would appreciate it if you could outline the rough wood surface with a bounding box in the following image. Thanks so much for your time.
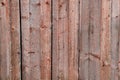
[52,0,69,80]
[0,0,21,80]
[10,0,21,79]
[100,0,111,80]
[79,0,90,80]
[89,0,101,80]
[39,0,51,80]
[0,0,120,80]
[21,0,51,80]
[111,0,120,80]
[68,0,79,80]
[0,0,11,80]
[21,0,30,79]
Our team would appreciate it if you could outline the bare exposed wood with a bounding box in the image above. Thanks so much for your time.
[79,0,90,80]
[21,0,30,79]
[0,0,11,80]
[68,0,79,80]
[89,0,101,80]
[10,0,21,79]
[29,0,41,80]
[111,0,120,80]
[52,0,69,80]
[100,0,111,80]
[0,0,120,80]
[39,0,51,80]
[21,0,51,80]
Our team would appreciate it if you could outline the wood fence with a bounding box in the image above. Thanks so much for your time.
[0,0,120,80]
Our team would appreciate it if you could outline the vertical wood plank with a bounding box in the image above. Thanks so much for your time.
[29,0,41,80]
[52,0,69,80]
[119,14,120,79]
[21,0,30,79]
[89,0,101,80]
[0,0,11,80]
[1,0,120,80]
[111,0,120,80]
[100,0,111,80]
[40,0,51,80]
[68,0,79,80]
[10,0,21,79]
[0,0,21,79]
[119,0,120,77]
[21,0,51,80]
[79,0,90,80]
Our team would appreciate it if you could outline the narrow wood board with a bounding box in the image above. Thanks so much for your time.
[68,0,79,80]
[21,0,31,79]
[0,0,21,80]
[0,0,11,79]
[52,0,69,80]
[21,0,51,80]
[10,0,21,79]
[79,0,90,80]
[111,0,120,80]
[100,0,111,80]
[89,0,101,80]
[39,0,51,80]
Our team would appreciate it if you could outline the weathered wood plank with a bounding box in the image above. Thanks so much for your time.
[1,0,120,80]
[68,0,79,80]
[9,0,21,79]
[52,0,69,80]
[21,0,51,80]
[100,0,111,80]
[111,0,120,80]
[89,0,101,80]
[0,0,11,80]
[0,0,21,79]
[119,21,120,79]
[39,0,51,80]
[21,0,31,79]
[79,0,90,80]
[29,0,41,80]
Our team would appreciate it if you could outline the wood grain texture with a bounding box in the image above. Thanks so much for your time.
[0,0,21,80]
[39,0,51,80]
[111,0,120,80]
[29,0,41,79]
[21,0,51,80]
[0,0,11,80]
[21,0,30,79]
[10,0,21,79]
[100,0,111,80]
[68,0,79,80]
[79,0,90,80]
[89,0,101,80]
[1,0,120,80]
[52,0,69,80]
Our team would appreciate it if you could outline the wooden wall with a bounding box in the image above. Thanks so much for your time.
[0,0,120,80]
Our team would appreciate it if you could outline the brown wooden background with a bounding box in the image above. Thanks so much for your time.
[0,0,120,80]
